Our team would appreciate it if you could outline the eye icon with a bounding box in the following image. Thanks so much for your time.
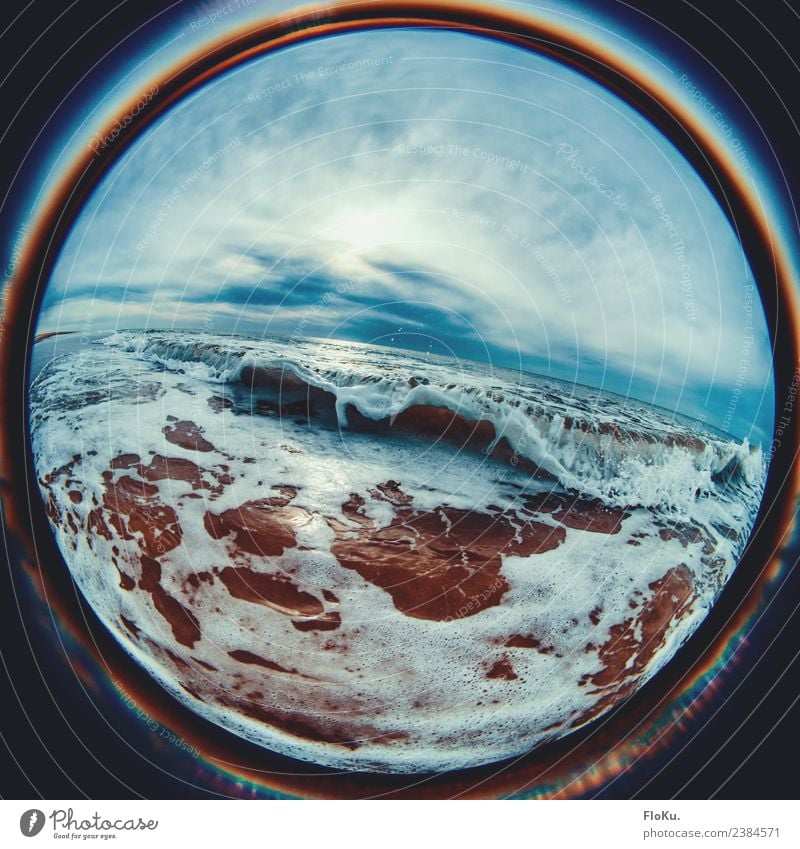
[19,810,45,837]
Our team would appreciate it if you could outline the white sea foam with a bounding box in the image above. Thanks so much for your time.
[28,330,765,772]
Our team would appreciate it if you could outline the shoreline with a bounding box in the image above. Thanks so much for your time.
[33,330,77,344]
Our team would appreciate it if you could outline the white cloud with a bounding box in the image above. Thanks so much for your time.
[40,28,773,437]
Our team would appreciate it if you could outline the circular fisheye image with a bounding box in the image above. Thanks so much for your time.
[30,28,773,774]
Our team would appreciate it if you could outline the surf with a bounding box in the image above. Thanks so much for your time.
[96,330,766,515]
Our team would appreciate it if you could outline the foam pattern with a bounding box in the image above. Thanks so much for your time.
[29,332,764,772]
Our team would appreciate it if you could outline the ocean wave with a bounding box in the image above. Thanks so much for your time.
[98,331,766,512]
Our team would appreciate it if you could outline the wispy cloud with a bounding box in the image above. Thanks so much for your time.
[40,29,773,440]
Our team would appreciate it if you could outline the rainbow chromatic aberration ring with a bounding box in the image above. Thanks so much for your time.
[2,1,797,798]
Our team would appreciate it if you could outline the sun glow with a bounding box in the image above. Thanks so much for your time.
[329,210,396,252]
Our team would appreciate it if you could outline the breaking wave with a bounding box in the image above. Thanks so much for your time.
[93,331,766,516]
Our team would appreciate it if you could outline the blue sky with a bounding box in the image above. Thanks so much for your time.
[39,28,774,443]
